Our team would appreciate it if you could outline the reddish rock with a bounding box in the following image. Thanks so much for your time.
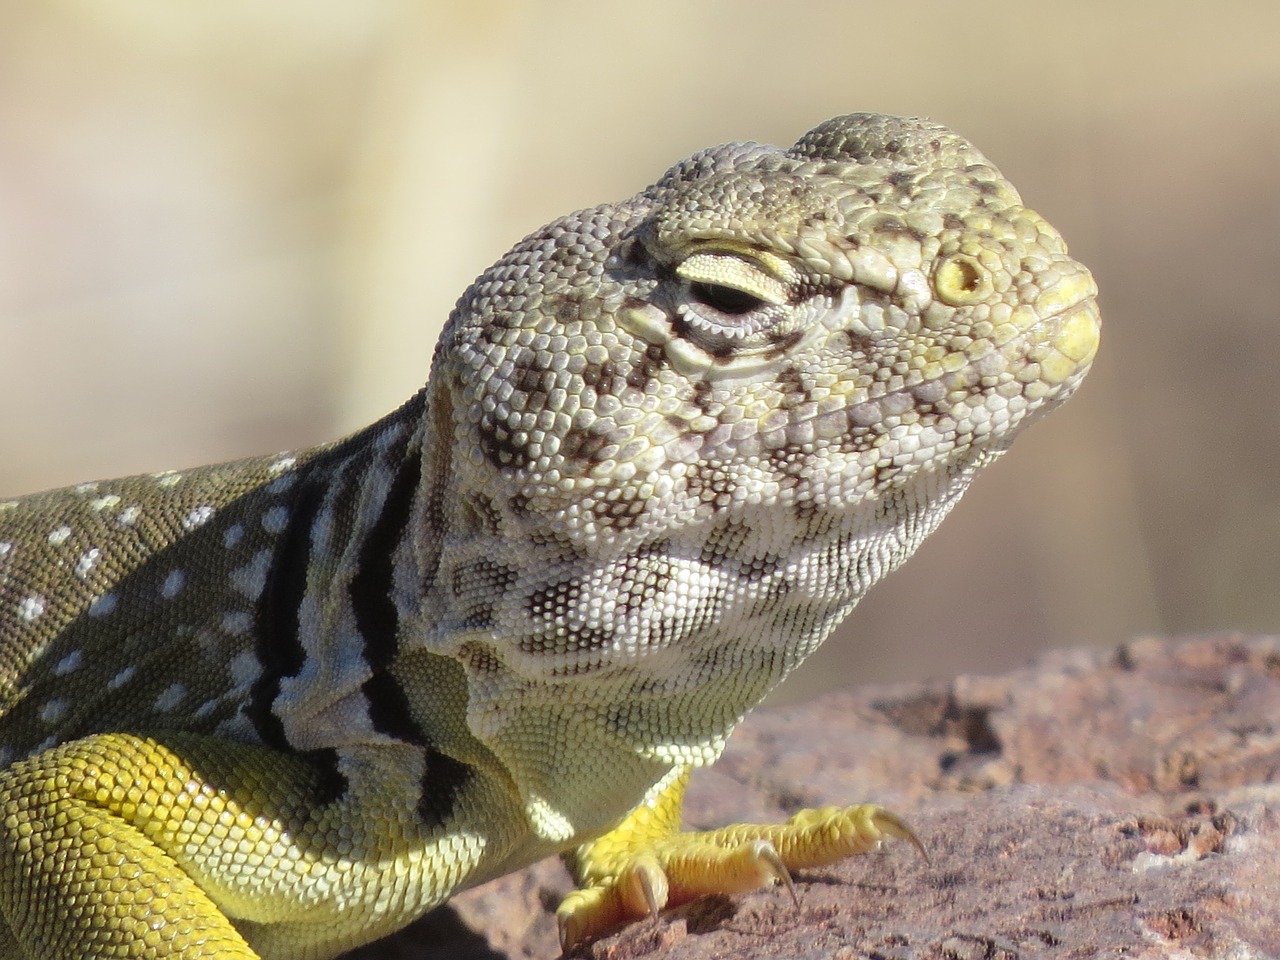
[351,635,1280,959]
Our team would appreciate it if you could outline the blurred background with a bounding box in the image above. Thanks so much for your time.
[1,1,1276,701]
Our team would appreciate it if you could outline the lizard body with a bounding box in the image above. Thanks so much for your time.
[0,114,1099,958]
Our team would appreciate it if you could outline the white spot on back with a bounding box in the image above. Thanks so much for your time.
[74,482,100,495]
[116,505,141,527]
[40,699,68,725]
[267,474,297,495]
[155,471,184,488]
[261,506,289,535]
[90,495,121,513]
[160,569,186,599]
[107,665,136,690]
[222,610,252,635]
[231,550,272,600]
[18,595,46,621]
[47,526,72,547]
[153,683,186,712]
[228,651,260,689]
[192,698,220,721]
[223,524,245,549]
[184,505,216,531]
[54,650,84,676]
[75,548,101,580]
[268,456,297,477]
[0,542,13,563]
[88,592,119,618]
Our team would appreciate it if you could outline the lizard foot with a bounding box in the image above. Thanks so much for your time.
[557,803,923,952]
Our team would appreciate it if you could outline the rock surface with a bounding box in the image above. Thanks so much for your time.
[350,635,1280,959]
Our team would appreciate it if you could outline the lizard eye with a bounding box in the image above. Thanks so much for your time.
[688,282,767,316]
[673,251,794,342]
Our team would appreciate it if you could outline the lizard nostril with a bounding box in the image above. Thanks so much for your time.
[933,254,992,306]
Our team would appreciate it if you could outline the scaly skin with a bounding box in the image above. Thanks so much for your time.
[0,113,1099,958]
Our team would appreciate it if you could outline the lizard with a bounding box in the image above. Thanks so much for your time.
[0,112,1100,959]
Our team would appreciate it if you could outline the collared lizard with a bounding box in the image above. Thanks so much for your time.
[0,113,1099,958]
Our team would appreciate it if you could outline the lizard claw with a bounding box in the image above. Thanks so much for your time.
[557,805,923,951]
[870,807,930,862]
[618,852,668,918]
[751,839,799,906]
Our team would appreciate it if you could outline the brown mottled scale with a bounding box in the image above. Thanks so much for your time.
[0,114,1098,958]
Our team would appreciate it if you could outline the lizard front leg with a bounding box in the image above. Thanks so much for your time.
[557,767,923,951]
[0,731,484,960]
[0,733,294,959]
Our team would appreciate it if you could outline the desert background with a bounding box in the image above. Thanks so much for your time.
[1,1,1276,702]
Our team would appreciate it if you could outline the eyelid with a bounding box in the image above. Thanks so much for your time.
[675,252,791,306]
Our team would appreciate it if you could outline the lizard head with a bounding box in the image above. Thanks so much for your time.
[425,114,1099,769]
[441,113,1098,540]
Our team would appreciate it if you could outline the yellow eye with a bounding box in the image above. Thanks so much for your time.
[933,254,992,306]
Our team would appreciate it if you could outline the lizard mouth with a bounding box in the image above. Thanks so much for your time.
[998,254,1101,382]
[839,288,1100,440]
[978,292,1101,421]
[947,269,1102,408]
[1034,295,1101,391]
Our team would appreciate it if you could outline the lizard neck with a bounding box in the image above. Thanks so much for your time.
[410,405,994,840]
[249,392,431,754]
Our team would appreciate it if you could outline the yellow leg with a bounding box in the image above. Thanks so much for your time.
[557,768,922,951]
[0,734,266,959]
